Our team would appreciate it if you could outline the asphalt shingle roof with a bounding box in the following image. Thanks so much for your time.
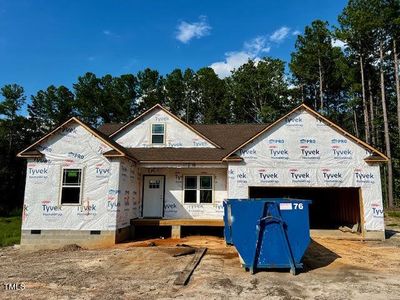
[100,123,268,162]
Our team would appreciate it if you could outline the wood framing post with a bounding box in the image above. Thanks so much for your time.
[171,226,181,239]
[358,188,366,240]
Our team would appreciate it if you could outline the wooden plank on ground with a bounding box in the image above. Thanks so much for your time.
[174,248,207,286]
[173,248,196,257]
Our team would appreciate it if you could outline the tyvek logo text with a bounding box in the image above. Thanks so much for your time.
[236,172,247,184]
[168,141,184,147]
[68,152,85,160]
[300,138,320,159]
[258,169,279,183]
[41,200,62,217]
[285,116,303,127]
[268,139,289,159]
[154,116,168,122]
[95,164,111,178]
[77,203,97,216]
[354,169,375,184]
[28,167,48,177]
[193,140,208,147]
[239,148,257,159]
[289,169,311,183]
[371,203,384,218]
[331,138,352,159]
[321,168,343,183]
[164,202,178,214]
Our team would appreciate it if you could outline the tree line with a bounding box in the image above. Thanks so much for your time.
[0,0,399,214]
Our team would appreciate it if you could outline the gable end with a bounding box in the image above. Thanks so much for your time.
[17,117,137,162]
[223,104,388,162]
[109,104,222,149]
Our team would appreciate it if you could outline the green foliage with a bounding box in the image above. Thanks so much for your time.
[182,68,200,123]
[195,67,229,124]
[2,0,400,214]
[290,20,350,112]
[74,72,139,125]
[0,85,33,215]
[229,57,292,123]
[336,0,380,54]
[387,211,400,218]
[165,68,186,118]
[0,216,21,247]
[0,84,26,120]
[137,68,165,112]
[28,85,76,133]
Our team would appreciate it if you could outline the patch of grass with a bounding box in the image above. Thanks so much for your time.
[387,211,400,218]
[0,216,21,247]
[387,223,399,227]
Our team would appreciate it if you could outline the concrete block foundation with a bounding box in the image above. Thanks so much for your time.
[20,227,132,250]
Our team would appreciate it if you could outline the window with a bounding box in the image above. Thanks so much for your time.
[184,176,197,203]
[60,168,82,204]
[149,179,160,189]
[200,176,213,203]
[184,175,213,204]
[151,124,165,144]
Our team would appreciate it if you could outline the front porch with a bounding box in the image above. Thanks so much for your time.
[138,165,227,220]
[131,218,224,238]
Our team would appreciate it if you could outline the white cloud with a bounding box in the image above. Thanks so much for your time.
[103,30,120,38]
[176,16,211,43]
[210,26,299,78]
[292,30,301,36]
[210,52,253,78]
[270,26,290,43]
[332,38,346,49]
[210,36,271,78]
[244,36,271,54]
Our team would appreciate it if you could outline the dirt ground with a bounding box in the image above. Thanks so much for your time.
[1,227,400,300]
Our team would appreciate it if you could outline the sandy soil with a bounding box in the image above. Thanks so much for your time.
[1,230,400,300]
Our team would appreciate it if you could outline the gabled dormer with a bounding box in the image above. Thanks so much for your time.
[111,104,221,149]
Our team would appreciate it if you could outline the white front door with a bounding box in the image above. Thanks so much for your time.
[142,176,164,218]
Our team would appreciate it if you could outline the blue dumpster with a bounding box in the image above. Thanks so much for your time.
[223,200,234,245]
[223,198,312,275]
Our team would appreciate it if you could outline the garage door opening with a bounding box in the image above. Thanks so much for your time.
[248,187,361,230]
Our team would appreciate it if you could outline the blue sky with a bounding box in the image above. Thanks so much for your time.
[0,0,347,104]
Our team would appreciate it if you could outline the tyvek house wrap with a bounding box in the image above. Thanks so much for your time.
[139,168,227,219]
[227,109,385,232]
[114,109,215,148]
[116,158,141,228]
[22,122,138,231]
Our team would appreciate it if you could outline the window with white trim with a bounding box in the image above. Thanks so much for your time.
[151,124,165,144]
[60,168,82,204]
[184,175,213,204]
